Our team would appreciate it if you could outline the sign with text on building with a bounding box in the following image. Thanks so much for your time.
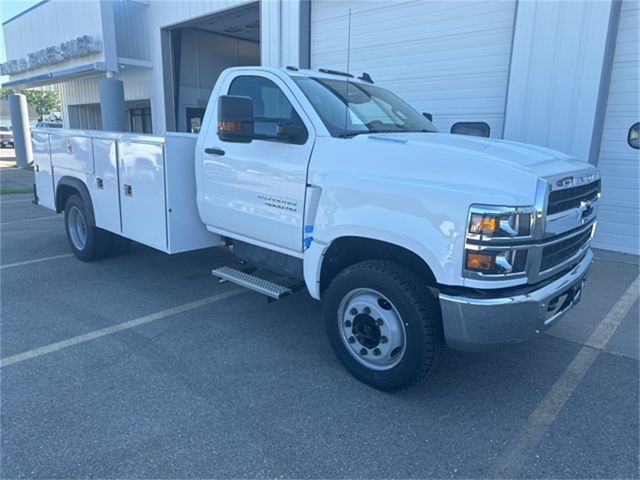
[0,35,103,76]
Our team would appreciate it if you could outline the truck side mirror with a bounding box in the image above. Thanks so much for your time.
[217,95,254,143]
[423,112,433,122]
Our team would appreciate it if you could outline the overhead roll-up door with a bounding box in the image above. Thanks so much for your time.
[310,0,516,137]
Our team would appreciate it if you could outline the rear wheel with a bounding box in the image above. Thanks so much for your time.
[64,194,111,261]
[324,260,443,390]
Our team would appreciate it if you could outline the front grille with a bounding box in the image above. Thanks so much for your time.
[541,228,592,271]
[547,180,600,215]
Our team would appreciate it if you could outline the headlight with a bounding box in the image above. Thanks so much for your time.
[465,249,528,275]
[464,205,534,278]
[467,206,532,239]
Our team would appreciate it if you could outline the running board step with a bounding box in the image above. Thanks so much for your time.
[211,266,293,300]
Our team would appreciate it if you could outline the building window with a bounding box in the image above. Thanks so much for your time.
[129,108,152,134]
[451,122,490,138]
[628,122,639,149]
[68,104,102,130]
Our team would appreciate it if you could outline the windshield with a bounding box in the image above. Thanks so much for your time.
[292,76,437,137]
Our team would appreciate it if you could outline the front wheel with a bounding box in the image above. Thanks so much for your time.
[324,260,443,390]
[64,194,112,261]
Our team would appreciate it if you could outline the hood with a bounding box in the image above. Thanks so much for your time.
[310,132,597,208]
[361,132,590,178]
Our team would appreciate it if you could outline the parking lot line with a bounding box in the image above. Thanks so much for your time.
[0,199,33,204]
[0,216,59,226]
[0,287,246,368]
[489,275,640,478]
[0,253,75,270]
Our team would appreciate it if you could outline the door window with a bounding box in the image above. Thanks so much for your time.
[228,76,308,145]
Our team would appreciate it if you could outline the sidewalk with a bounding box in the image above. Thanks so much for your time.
[0,162,35,195]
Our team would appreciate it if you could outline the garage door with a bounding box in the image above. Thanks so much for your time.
[310,0,516,137]
[593,0,639,254]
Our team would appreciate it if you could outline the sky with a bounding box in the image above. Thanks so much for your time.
[0,0,41,83]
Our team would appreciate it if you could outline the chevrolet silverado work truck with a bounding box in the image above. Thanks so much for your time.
[32,67,600,389]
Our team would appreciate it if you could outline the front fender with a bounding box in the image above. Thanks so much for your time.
[303,197,468,299]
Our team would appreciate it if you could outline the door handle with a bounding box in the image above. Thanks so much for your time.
[124,184,132,196]
[205,147,225,156]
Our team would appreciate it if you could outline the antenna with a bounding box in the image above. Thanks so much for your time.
[343,8,352,136]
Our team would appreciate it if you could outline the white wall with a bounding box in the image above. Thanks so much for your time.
[503,0,617,163]
[113,0,152,62]
[3,0,105,81]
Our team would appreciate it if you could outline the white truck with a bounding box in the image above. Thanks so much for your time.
[32,66,600,389]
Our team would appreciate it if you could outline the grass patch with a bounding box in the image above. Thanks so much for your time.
[0,187,33,195]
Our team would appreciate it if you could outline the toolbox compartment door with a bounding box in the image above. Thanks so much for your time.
[90,138,121,234]
[32,131,55,210]
[119,140,167,251]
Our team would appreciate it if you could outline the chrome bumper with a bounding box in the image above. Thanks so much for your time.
[439,249,593,351]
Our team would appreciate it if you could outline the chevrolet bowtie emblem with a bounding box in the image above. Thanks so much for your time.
[576,200,594,221]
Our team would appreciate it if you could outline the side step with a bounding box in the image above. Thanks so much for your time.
[212,266,293,300]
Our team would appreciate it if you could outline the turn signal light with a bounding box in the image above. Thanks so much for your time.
[466,253,495,271]
[218,120,243,132]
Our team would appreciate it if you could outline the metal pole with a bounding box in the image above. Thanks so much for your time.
[8,93,33,168]
[99,74,126,132]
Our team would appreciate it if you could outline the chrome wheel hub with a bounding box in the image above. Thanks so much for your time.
[338,288,406,371]
[68,206,87,250]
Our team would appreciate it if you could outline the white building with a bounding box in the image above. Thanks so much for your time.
[2,0,638,255]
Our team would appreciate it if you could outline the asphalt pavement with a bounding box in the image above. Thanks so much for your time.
[1,192,638,479]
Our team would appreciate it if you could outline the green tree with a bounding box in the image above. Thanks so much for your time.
[0,88,61,121]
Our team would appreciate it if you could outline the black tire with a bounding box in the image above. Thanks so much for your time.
[324,260,443,390]
[64,194,112,262]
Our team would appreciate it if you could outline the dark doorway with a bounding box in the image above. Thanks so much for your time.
[186,107,206,134]
[161,2,260,133]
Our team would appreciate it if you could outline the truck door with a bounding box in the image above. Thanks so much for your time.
[199,72,314,253]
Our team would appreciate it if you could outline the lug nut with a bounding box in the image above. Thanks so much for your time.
[363,307,371,314]
[360,348,367,355]
[350,308,358,315]
[348,336,356,344]
[344,320,352,327]
[373,348,381,356]
[376,318,384,326]
[380,336,388,344]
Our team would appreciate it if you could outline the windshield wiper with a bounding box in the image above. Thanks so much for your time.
[337,128,435,138]
[336,130,370,138]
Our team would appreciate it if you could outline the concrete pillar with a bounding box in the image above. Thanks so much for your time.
[99,76,126,132]
[503,0,620,164]
[8,93,33,168]
[261,0,310,68]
